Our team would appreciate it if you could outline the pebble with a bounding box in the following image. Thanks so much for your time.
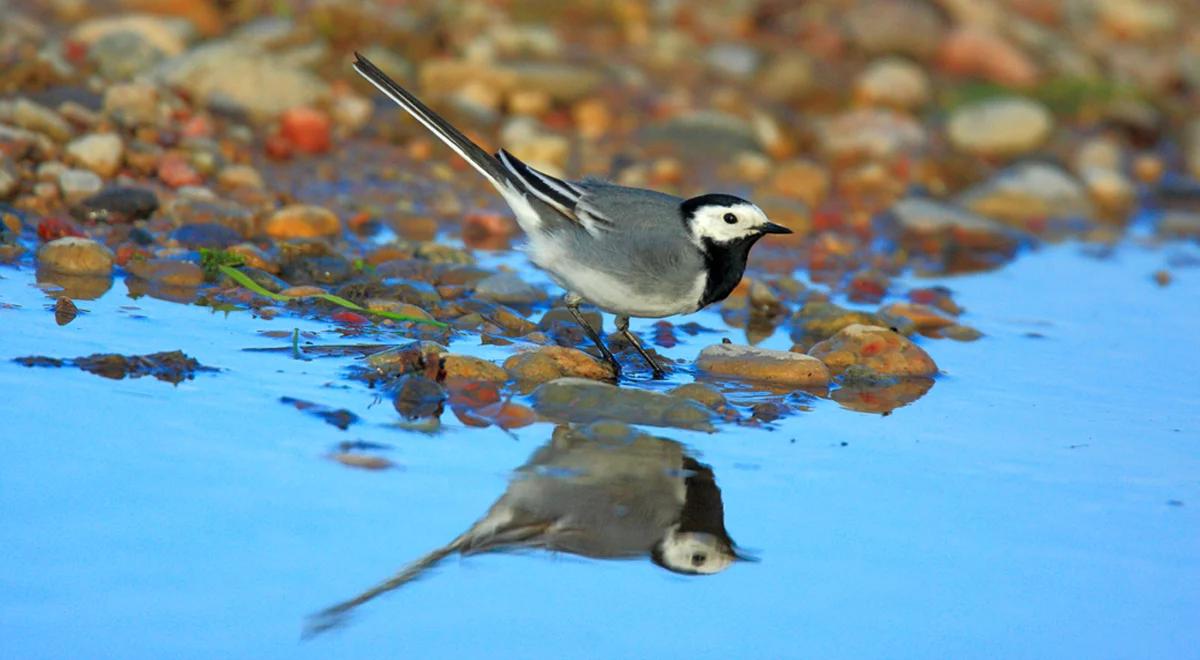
[947,97,1052,157]
[1080,167,1135,218]
[531,378,714,432]
[65,133,123,177]
[854,57,931,110]
[473,272,544,305]
[392,374,447,419]
[172,223,242,249]
[74,187,158,223]
[279,107,331,154]
[504,346,616,386]
[887,197,1018,252]
[13,98,72,142]
[707,43,761,79]
[0,165,15,199]
[791,301,886,347]
[767,159,829,208]
[808,324,938,378]
[441,355,508,382]
[820,109,926,160]
[157,153,203,188]
[1187,120,1200,182]
[938,27,1039,87]
[845,0,946,60]
[217,164,264,189]
[58,168,103,202]
[37,237,114,276]
[1158,211,1200,240]
[103,83,160,127]
[71,13,193,56]
[332,93,372,133]
[878,302,954,333]
[264,204,340,239]
[367,342,447,377]
[696,344,831,388]
[755,52,815,102]
[91,31,164,80]
[669,383,727,410]
[958,162,1094,227]
[126,258,205,288]
[156,41,330,118]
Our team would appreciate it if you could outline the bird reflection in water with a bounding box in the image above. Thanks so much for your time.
[306,421,752,635]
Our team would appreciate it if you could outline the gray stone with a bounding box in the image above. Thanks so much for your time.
[958,162,1094,226]
[531,378,714,432]
[58,168,103,202]
[91,31,164,80]
[473,271,544,305]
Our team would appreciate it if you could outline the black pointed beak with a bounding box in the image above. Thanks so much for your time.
[759,222,793,235]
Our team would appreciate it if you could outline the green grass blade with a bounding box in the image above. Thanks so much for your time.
[217,265,448,327]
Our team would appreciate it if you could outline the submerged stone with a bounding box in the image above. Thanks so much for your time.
[531,378,714,431]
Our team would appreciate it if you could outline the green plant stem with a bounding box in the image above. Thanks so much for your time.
[217,265,448,327]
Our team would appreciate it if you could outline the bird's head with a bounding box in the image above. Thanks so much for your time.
[650,526,754,575]
[681,193,793,247]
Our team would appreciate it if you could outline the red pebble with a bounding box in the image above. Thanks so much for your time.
[157,153,203,188]
[332,310,368,325]
[63,40,88,64]
[264,133,293,160]
[181,115,213,139]
[37,217,86,242]
[279,107,332,154]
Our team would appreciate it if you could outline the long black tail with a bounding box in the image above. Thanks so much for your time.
[352,52,512,191]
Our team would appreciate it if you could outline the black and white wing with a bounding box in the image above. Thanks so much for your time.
[496,149,614,236]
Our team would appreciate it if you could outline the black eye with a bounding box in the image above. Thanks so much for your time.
[723,213,738,224]
[691,553,706,566]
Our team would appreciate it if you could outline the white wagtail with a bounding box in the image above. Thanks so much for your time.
[306,424,748,635]
[353,53,792,378]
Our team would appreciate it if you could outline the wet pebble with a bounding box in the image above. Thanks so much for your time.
[281,255,352,285]
[57,169,103,203]
[217,164,264,190]
[103,82,160,127]
[126,258,204,288]
[531,378,713,431]
[792,301,886,347]
[279,106,332,154]
[392,374,446,419]
[37,237,114,276]
[13,98,72,142]
[854,57,931,110]
[959,162,1093,228]
[65,133,123,177]
[0,164,17,199]
[808,324,938,378]
[669,383,727,410]
[441,354,508,382]
[473,271,544,305]
[264,204,340,239]
[820,109,926,160]
[504,346,616,386]
[74,186,158,223]
[157,153,203,188]
[696,344,831,388]
[878,302,954,333]
[91,31,164,80]
[367,341,446,377]
[938,27,1039,88]
[886,197,1019,254]
[172,223,242,249]
[845,0,945,60]
[947,97,1052,157]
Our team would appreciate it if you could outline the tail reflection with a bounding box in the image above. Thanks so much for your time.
[306,422,750,636]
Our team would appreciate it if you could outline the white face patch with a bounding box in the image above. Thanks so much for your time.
[687,202,771,246]
[657,529,735,575]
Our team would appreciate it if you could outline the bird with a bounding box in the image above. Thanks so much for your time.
[305,423,750,636]
[352,53,793,379]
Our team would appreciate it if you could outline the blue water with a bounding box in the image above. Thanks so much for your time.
[1,242,1198,658]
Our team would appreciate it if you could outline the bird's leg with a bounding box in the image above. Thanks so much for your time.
[615,315,666,379]
[565,294,622,378]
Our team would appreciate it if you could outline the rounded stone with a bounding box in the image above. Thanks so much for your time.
[37,237,114,276]
[808,324,938,377]
[947,97,1052,158]
[65,133,124,177]
[696,343,831,387]
[264,204,341,239]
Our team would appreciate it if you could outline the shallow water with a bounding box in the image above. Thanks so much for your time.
[1,240,1198,658]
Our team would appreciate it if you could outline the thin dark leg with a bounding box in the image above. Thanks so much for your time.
[615,315,666,379]
[565,294,621,378]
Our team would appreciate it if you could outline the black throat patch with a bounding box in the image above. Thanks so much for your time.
[697,234,762,309]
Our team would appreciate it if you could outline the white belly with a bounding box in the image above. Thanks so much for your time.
[527,239,705,318]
